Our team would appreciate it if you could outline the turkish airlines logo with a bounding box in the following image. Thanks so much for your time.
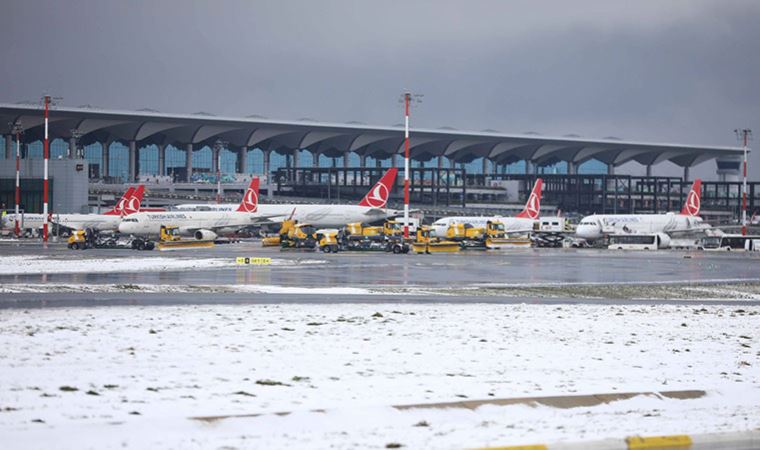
[115,197,127,214]
[524,193,540,219]
[240,187,259,212]
[684,189,700,216]
[123,197,140,216]
[363,183,389,208]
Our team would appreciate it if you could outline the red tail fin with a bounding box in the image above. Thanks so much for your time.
[236,177,260,212]
[516,178,543,219]
[103,187,135,216]
[680,179,702,216]
[359,168,397,208]
[121,185,144,217]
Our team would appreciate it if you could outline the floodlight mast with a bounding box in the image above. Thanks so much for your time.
[735,129,752,236]
[12,122,23,237]
[403,93,410,238]
[43,95,50,244]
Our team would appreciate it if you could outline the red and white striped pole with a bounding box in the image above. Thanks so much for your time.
[216,145,222,203]
[403,92,411,239]
[43,95,50,244]
[14,126,21,238]
[740,130,749,236]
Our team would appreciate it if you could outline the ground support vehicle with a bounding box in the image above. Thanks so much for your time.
[444,221,514,250]
[607,233,670,250]
[411,226,460,254]
[701,234,760,251]
[154,225,214,251]
[67,229,94,250]
[339,221,410,254]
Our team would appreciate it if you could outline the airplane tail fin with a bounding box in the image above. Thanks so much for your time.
[121,185,145,216]
[516,178,543,219]
[236,177,260,212]
[359,168,397,208]
[104,187,135,216]
[680,179,702,216]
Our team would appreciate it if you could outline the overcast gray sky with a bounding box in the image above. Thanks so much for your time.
[2,0,758,179]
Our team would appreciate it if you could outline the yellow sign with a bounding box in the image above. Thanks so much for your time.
[236,257,272,265]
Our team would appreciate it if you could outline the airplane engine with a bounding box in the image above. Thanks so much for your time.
[194,229,218,241]
[656,233,671,249]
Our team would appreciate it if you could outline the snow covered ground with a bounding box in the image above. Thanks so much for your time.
[1,303,758,449]
[0,255,325,275]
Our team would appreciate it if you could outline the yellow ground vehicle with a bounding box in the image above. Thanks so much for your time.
[272,220,320,250]
[67,230,91,250]
[317,229,340,253]
[340,221,410,253]
[444,220,512,249]
[155,225,214,250]
[411,226,460,254]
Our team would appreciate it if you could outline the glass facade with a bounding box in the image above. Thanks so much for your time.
[1,136,611,179]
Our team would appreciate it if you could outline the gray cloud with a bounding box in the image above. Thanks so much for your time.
[2,0,759,179]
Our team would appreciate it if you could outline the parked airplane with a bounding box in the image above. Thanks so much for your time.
[575,179,709,240]
[1,185,146,233]
[175,168,403,228]
[118,177,270,240]
[431,178,544,237]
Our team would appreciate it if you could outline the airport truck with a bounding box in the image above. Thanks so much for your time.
[339,221,410,253]
[444,220,513,249]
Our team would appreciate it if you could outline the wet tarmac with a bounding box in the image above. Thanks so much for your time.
[1,240,758,309]
[1,240,758,288]
[2,291,760,309]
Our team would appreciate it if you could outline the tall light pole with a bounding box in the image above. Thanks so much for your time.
[43,95,50,244]
[12,122,23,238]
[735,129,752,236]
[400,92,422,238]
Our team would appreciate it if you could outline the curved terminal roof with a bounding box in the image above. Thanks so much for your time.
[0,103,743,167]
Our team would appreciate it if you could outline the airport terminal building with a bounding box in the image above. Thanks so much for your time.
[0,103,754,217]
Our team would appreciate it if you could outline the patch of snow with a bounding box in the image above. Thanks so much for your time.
[0,255,326,275]
[0,303,758,448]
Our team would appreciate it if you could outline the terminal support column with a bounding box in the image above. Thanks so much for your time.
[607,163,615,176]
[646,164,652,177]
[102,142,110,177]
[68,137,77,158]
[128,140,137,182]
[312,151,319,168]
[568,161,577,175]
[683,166,690,182]
[157,144,166,176]
[5,134,12,159]
[263,149,272,199]
[481,157,488,176]
[343,151,350,169]
[359,154,367,169]
[238,146,247,173]
[211,145,219,174]
[185,143,193,182]
[525,159,534,175]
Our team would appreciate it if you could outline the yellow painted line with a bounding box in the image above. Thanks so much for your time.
[235,257,272,265]
[626,435,692,449]
[470,445,547,450]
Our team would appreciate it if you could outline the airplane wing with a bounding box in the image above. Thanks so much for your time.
[179,214,286,234]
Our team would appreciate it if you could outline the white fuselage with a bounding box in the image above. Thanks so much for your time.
[576,213,707,240]
[431,216,536,237]
[1,213,121,232]
[174,203,393,228]
[118,211,264,237]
